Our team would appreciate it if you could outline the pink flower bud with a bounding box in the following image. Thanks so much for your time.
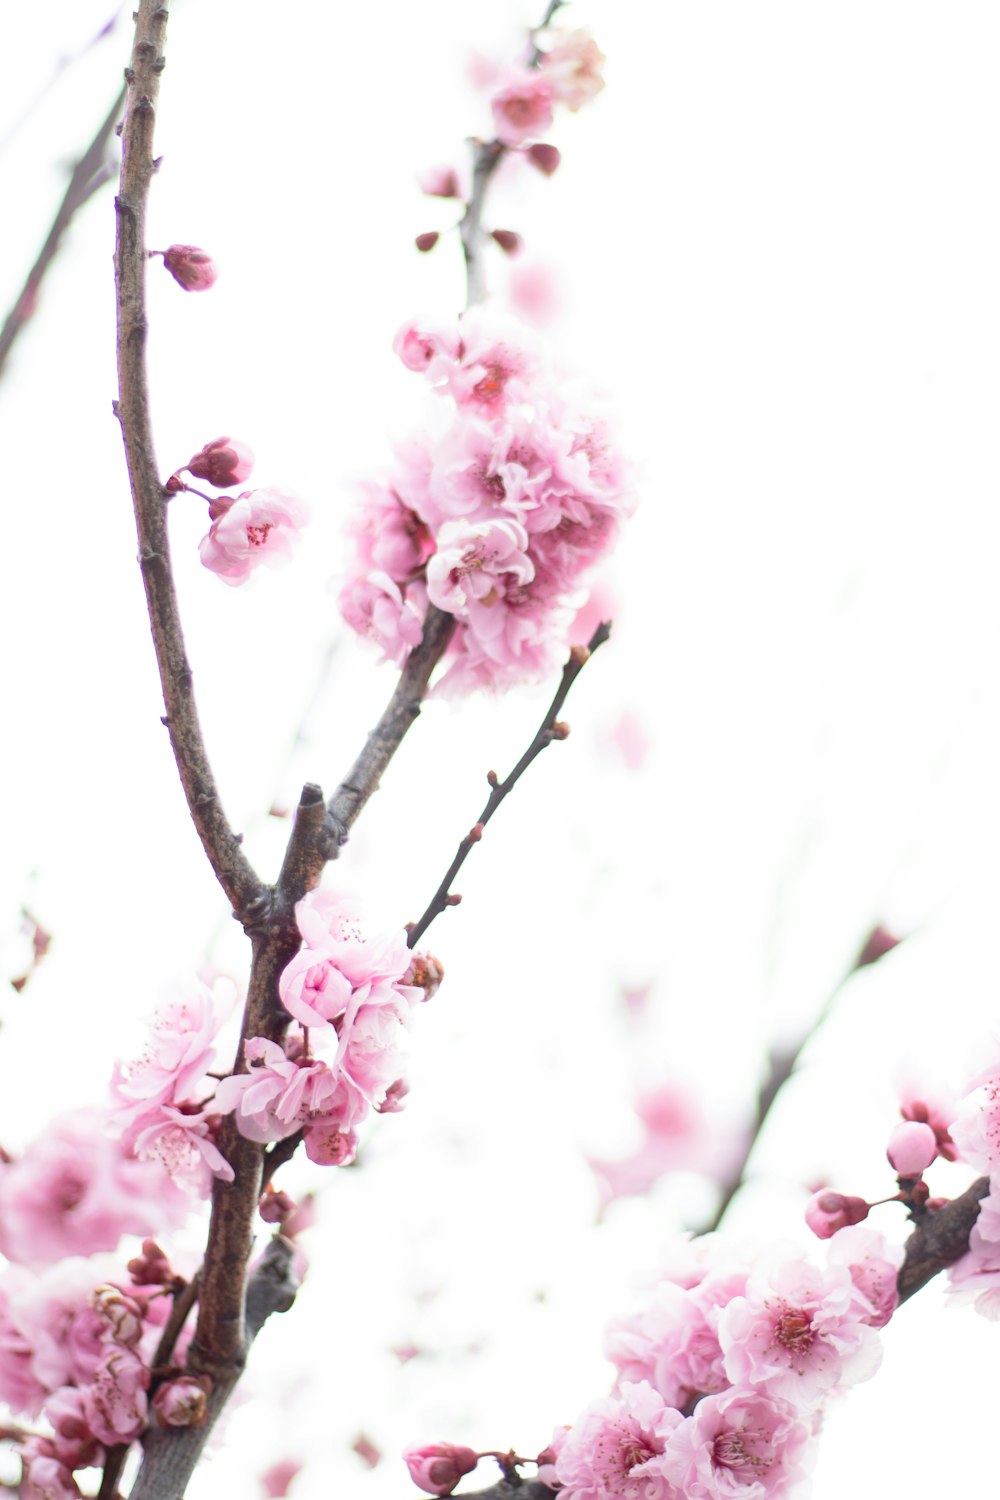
[404,1444,479,1496]
[856,923,902,968]
[527,143,561,176]
[404,950,444,1000]
[491,229,522,256]
[153,1375,212,1428]
[128,1239,173,1286]
[259,1186,295,1223]
[282,1192,318,1238]
[417,165,463,199]
[415,232,440,253]
[261,1459,303,1499]
[804,1190,870,1239]
[186,436,254,488]
[161,244,217,291]
[887,1119,938,1176]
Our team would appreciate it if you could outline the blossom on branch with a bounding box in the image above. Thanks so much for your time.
[199,487,308,586]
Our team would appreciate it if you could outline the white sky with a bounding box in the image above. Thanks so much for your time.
[3,3,1000,1499]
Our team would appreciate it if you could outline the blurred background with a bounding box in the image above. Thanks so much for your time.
[2,2,1000,1496]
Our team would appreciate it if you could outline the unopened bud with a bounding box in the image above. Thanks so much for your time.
[404,950,445,1000]
[887,1120,938,1177]
[128,1239,173,1287]
[153,1375,212,1428]
[259,1186,295,1224]
[491,229,523,255]
[186,436,254,488]
[160,244,217,291]
[856,924,902,969]
[468,823,484,843]
[92,1285,146,1346]
[804,1190,870,1239]
[527,143,562,176]
[415,232,440,253]
[404,1444,479,1496]
[550,720,570,740]
[417,165,462,199]
[445,892,462,907]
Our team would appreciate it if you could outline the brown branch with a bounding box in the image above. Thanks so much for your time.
[700,924,905,1234]
[0,85,126,382]
[113,0,264,924]
[326,605,456,848]
[407,623,611,949]
[129,1237,298,1500]
[897,1174,990,1305]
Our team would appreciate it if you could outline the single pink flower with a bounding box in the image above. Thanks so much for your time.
[128,1104,235,1192]
[404,1443,479,1496]
[661,1387,815,1500]
[304,1119,359,1166]
[539,29,606,111]
[426,517,533,616]
[338,572,426,666]
[555,1381,683,1500]
[491,68,555,146]
[199,488,308,585]
[161,244,217,291]
[826,1225,902,1330]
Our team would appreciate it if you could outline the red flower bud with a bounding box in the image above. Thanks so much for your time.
[527,143,561,176]
[161,244,217,291]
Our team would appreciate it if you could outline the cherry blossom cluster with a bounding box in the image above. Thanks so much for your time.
[214,887,437,1166]
[489,25,605,147]
[340,307,634,694]
[166,437,308,587]
[405,1225,901,1500]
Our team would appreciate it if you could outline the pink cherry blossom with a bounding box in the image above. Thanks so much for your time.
[110,984,228,1123]
[605,1281,729,1410]
[825,1225,902,1330]
[43,1386,103,1469]
[20,1443,82,1500]
[303,1120,359,1166]
[661,1388,814,1500]
[403,1443,479,1496]
[491,68,555,146]
[426,517,533,615]
[82,1342,149,1445]
[161,244,217,291]
[718,1253,882,1410]
[898,1080,958,1162]
[199,487,308,585]
[186,436,254,488]
[948,1183,1000,1317]
[393,318,462,374]
[539,29,606,111]
[213,1038,339,1144]
[127,1104,235,1192]
[555,1380,683,1500]
[0,1109,186,1267]
[338,572,426,666]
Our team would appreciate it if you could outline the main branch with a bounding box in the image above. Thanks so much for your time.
[113,0,264,923]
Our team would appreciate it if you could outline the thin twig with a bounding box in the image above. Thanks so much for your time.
[407,623,611,949]
[326,606,456,849]
[0,85,125,382]
[700,925,904,1234]
[113,0,264,924]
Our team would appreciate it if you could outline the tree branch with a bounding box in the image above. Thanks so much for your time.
[326,605,456,848]
[407,623,611,949]
[129,1237,298,1500]
[896,1174,989,1305]
[113,0,265,925]
[700,925,905,1234]
[0,85,126,382]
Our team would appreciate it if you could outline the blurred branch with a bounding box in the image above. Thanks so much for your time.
[113,0,264,924]
[407,624,612,949]
[0,3,126,156]
[0,85,125,383]
[701,924,903,1234]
